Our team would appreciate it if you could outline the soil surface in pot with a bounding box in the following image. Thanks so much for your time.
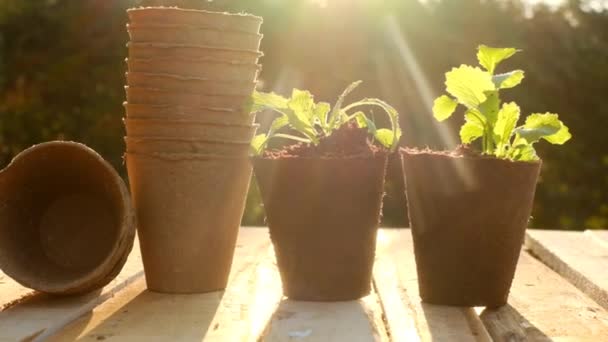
[255,125,388,301]
[401,145,541,307]
[263,124,381,158]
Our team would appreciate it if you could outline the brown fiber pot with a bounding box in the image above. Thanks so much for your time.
[126,72,256,96]
[126,58,260,82]
[0,141,136,295]
[124,103,255,125]
[125,86,251,110]
[127,24,263,51]
[125,136,251,156]
[401,150,541,308]
[253,154,388,301]
[127,7,263,34]
[127,43,262,64]
[124,119,258,141]
[125,152,252,293]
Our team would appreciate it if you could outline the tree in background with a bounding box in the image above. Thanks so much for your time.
[1,0,607,229]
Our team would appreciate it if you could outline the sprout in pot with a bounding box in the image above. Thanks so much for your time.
[250,81,401,301]
[402,45,571,307]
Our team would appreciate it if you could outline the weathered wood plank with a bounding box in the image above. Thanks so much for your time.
[0,238,144,341]
[373,229,492,342]
[526,229,608,311]
[586,230,608,249]
[263,291,389,342]
[0,270,36,312]
[49,228,281,342]
[480,232,608,341]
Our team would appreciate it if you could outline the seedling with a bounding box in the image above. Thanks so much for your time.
[249,81,401,155]
[432,45,571,161]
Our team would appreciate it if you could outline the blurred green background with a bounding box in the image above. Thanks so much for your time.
[1,0,606,230]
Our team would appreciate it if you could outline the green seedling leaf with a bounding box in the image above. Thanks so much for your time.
[493,102,521,156]
[375,128,399,148]
[460,110,486,144]
[288,89,316,122]
[251,134,268,156]
[250,91,289,113]
[445,65,496,109]
[478,90,500,125]
[433,95,458,122]
[477,45,519,74]
[328,81,362,129]
[493,70,525,89]
[342,98,401,151]
[270,115,289,133]
[511,144,538,161]
[314,102,331,132]
[515,113,564,144]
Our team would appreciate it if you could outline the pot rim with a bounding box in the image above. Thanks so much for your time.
[127,7,263,23]
[252,151,389,161]
[124,136,252,146]
[126,42,263,56]
[400,148,542,167]
[123,117,258,129]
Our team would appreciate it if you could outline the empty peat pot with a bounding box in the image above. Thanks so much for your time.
[126,72,257,96]
[127,43,263,64]
[401,150,541,308]
[126,58,260,82]
[124,103,256,126]
[124,136,251,156]
[0,141,136,295]
[126,152,252,293]
[127,7,263,34]
[254,154,388,301]
[124,118,258,141]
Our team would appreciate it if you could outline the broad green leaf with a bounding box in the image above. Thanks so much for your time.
[353,111,367,128]
[511,144,538,161]
[460,110,485,144]
[445,65,495,109]
[493,102,520,151]
[250,91,289,113]
[314,102,331,129]
[493,70,525,89]
[477,45,519,74]
[515,113,565,144]
[288,89,316,121]
[375,128,398,148]
[250,134,268,156]
[328,81,362,129]
[432,95,458,122]
[269,115,289,133]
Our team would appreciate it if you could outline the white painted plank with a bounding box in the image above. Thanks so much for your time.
[526,229,608,310]
[263,292,389,342]
[373,229,491,342]
[0,238,144,341]
[49,228,281,341]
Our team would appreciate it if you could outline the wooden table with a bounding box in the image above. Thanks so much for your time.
[1,228,608,341]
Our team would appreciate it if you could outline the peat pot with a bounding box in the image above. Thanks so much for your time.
[127,7,263,34]
[126,58,260,82]
[253,154,388,301]
[125,86,252,109]
[124,118,258,141]
[124,136,251,156]
[126,72,256,96]
[401,150,541,308]
[126,152,252,293]
[0,141,136,294]
[127,24,263,51]
[123,103,255,125]
[127,43,262,64]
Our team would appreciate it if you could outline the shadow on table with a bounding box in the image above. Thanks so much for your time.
[480,304,552,342]
[68,289,224,341]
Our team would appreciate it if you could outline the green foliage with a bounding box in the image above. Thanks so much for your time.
[432,45,572,161]
[250,81,401,155]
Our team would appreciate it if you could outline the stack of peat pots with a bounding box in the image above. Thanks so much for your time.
[123,7,263,293]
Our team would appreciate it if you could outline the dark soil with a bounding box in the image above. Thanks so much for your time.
[263,124,383,158]
[401,149,541,307]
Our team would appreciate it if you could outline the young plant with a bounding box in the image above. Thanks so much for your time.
[432,45,571,161]
[249,81,401,156]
